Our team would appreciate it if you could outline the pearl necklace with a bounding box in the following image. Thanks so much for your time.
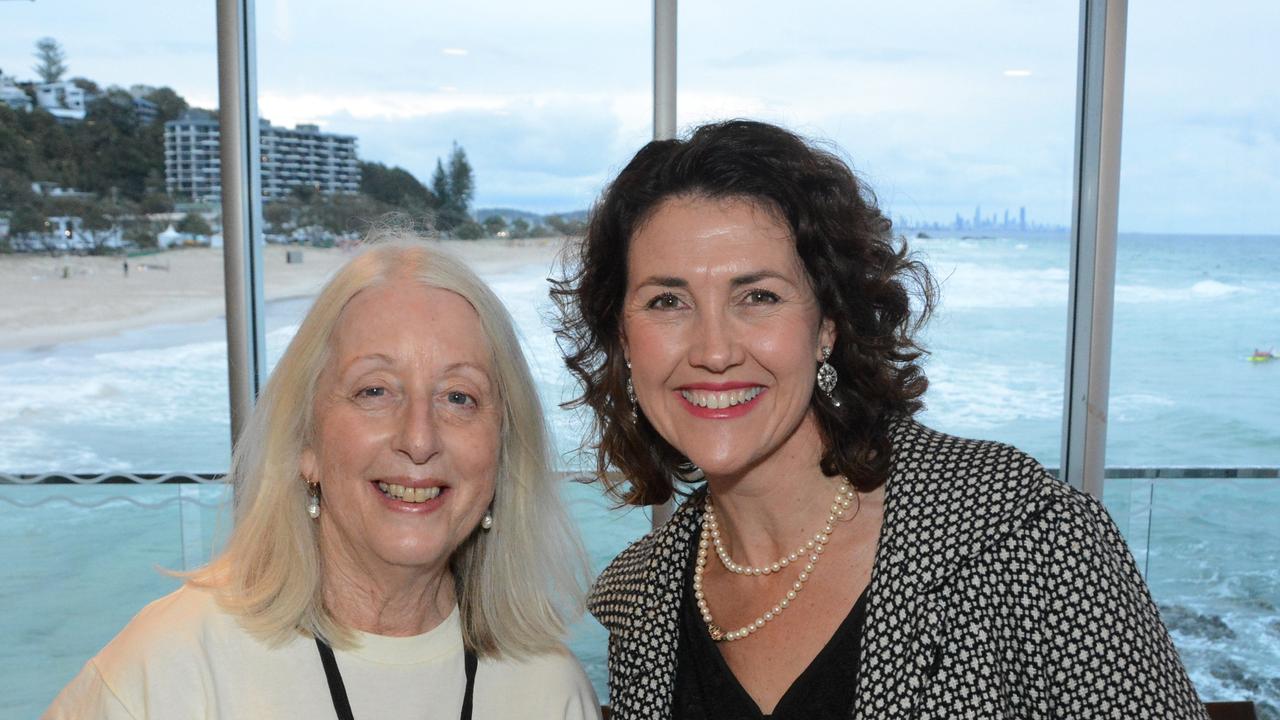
[694,479,855,642]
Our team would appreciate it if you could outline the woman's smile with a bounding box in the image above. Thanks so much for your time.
[370,478,449,509]
[676,383,767,418]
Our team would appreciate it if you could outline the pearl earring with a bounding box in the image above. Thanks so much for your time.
[481,509,493,531]
[306,483,321,519]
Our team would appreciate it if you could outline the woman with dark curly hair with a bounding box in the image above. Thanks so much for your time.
[553,120,1205,719]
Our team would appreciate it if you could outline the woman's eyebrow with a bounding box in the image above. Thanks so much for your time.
[341,353,395,372]
[634,275,687,289]
[730,270,790,287]
[440,361,491,379]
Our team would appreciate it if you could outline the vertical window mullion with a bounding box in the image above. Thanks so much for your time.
[216,0,267,455]
[651,0,677,529]
[1061,0,1128,496]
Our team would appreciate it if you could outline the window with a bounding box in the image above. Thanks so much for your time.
[253,0,654,699]
[680,2,1079,464]
[1105,0,1280,706]
[0,3,229,716]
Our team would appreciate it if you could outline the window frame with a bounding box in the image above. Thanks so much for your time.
[215,0,1126,506]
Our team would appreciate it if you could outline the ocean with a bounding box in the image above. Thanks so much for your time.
[2,232,1277,717]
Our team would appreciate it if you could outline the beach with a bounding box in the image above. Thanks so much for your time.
[0,238,568,352]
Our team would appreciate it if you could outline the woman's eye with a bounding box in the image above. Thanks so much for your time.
[356,386,387,399]
[745,289,781,304]
[645,292,682,310]
[446,391,476,406]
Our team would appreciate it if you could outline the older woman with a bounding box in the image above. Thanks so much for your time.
[47,238,599,719]
[554,120,1206,719]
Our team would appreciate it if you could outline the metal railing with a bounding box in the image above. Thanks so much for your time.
[3,467,1275,486]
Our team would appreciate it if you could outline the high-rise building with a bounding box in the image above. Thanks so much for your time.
[164,112,361,202]
[164,111,222,201]
[259,120,360,199]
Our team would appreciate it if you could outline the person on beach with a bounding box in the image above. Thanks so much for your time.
[553,120,1206,718]
[47,237,599,720]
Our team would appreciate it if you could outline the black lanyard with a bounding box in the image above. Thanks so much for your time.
[315,637,478,720]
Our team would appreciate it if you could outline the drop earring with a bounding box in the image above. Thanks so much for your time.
[817,347,840,407]
[481,509,494,531]
[306,482,321,519]
[625,360,637,419]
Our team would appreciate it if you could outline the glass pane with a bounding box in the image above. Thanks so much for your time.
[679,1,1079,465]
[0,483,231,717]
[254,0,652,700]
[1110,0,1280,710]
[0,22,229,472]
[1,3,228,715]
[1106,478,1280,715]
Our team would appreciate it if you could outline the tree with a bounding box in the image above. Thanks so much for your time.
[125,223,158,249]
[426,143,476,234]
[0,75,195,240]
[9,205,45,238]
[142,87,188,124]
[0,167,36,211]
[70,77,101,96]
[76,91,152,199]
[33,38,68,84]
[431,159,449,206]
[359,161,433,209]
[482,215,507,237]
[454,221,485,240]
[176,212,213,236]
[545,214,586,236]
[447,143,474,213]
[139,192,173,215]
[510,217,530,239]
[545,214,568,235]
[78,200,120,254]
[263,201,297,231]
[289,184,318,204]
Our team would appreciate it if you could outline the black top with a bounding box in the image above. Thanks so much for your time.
[671,539,869,720]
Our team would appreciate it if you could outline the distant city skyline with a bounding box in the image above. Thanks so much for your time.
[896,205,1067,234]
[1,1,1276,234]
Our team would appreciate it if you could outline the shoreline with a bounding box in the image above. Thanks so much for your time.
[0,238,568,353]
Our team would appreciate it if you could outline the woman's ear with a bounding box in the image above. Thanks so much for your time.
[819,317,837,356]
[300,448,317,485]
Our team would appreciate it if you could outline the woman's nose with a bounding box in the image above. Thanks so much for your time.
[687,309,742,372]
[394,397,440,464]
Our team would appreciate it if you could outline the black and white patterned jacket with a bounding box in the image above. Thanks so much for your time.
[588,419,1207,719]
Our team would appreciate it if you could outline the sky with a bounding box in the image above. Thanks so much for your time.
[2,0,1276,234]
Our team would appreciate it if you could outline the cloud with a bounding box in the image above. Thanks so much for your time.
[2,0,1276,232]
[257,90,509,125]
[304,93,651,211]
[1181,111,1280,148]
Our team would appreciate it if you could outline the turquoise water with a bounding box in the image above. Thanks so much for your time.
[2,233,1277,717]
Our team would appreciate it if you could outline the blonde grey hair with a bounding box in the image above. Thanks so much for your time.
[189,232,589,657]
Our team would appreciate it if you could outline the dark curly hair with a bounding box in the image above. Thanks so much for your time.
[551,119,935,506]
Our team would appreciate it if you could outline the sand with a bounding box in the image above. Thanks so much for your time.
[0,238,569,352]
